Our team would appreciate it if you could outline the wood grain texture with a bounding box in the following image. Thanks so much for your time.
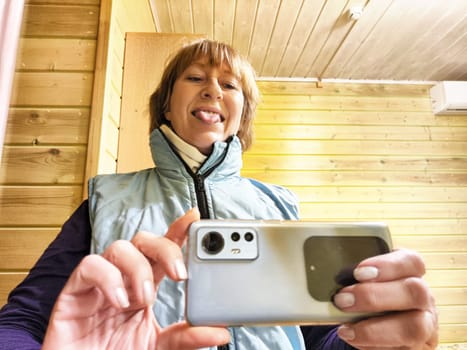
[21,4,99,38]
[16,38,96,71]
[0,186,83,226]
[0,228,59,269]
[149,0,467,81]
[0,146,86,184]
[5,108,89,145]
[0,0,98,308]
[246,80,467,344]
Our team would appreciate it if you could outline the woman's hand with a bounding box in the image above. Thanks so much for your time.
[333,249,438,349]
[42,208,230,350]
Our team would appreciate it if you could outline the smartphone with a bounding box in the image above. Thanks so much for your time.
[185,220,392,327]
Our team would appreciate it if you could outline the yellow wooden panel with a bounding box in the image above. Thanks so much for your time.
[255,110,467,127]
[0,146,86,184]
[5,108,89,144]
[213,0,235,44]
[98,152,117,175]
[231,0,257,53]
[168,0,194,33]
[0,186,82,226]
[419,252,467,270]
[21,4,99,38]
[101,115,119,160]
[109,52,124,96]
[83,0,112,186]
[256,81,431,97]
[242,170,467,187]
[289,186,467,203]
[393,236,467,252]
[259,0,302,76]
[439,329,467,346]
[425,270,467,287]
[385,219,467,236]
[0,228,59,269]
[27,0,99,4]
[109,18,126,66]
[191,0,214,38]
[439,306,467,324]
[0,273,28,307]
[10,72,94,107]
[253,125,467,141]
[291,0,352,77]
[107,86,122,126]
[259,94,432,112]
[298,203,467,220]
[118,0,156,32]
[247,0,281,70]
[248,140,467,156]
[431,287,467,306]
[16,38,96,71]
[243,155,467,171]
[250,80,467,344]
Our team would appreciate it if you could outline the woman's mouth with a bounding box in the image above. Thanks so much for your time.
[191,109,225,124]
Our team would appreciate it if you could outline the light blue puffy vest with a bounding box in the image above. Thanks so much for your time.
[88,129,305,350]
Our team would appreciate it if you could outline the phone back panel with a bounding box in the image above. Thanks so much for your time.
[185,220,391,326]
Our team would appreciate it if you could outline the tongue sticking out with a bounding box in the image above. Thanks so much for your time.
[193,110,222,124]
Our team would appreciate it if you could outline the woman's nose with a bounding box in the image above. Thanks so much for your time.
[201,79,222,100]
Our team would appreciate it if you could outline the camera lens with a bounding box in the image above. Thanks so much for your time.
[244,232,254,242]
[201,231,225,254]
[231,232,240,241]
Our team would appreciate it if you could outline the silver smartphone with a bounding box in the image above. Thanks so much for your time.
[185,220,392,327]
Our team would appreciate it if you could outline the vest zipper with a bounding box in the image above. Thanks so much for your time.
[193,173,231,350]
[160,131,233,349]
[194,174,210,219]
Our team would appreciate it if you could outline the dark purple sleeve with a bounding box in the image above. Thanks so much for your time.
[301,325,357,350]
[0,201,91,349]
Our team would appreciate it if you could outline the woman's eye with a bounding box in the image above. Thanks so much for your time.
[187,76,202,82]
[223,82,238,90]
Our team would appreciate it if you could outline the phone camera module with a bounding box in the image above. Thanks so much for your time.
[201,231,225,255]
[231,232,241,241]
[244,232,254,242]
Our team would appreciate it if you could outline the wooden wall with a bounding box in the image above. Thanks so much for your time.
[247,81,467,346]
[0,0,100,306]
[0,2,466,347]
[85,0,155,178]
[0,0,155,306]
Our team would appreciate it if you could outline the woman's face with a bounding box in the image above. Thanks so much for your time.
[165,57,245,155]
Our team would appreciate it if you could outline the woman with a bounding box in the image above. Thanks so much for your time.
[0,40,438,350]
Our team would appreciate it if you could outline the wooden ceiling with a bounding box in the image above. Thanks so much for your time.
[148,0,467,82]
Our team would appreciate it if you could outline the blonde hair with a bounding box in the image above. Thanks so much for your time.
[149,39,260,151]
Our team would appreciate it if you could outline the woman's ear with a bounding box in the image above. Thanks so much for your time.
[164,111,172,121]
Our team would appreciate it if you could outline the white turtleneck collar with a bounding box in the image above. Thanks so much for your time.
[159,124,207,173]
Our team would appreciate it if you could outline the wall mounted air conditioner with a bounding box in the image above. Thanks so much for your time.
[430,81,467,115]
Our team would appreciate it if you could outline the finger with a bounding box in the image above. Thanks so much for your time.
[63,254,131,310]
[334,277,433,313]
[354,248,426,283]
[165,207,200,246]
[337,310,438,348]
[158,322,230,350]
[102,240,156,306]
[131,207,200,282]
[131,232,187,284]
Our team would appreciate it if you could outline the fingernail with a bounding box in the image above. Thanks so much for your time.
[174,259,187,280]
[338,325,355,341]
[116,287,130,308]
[334,292,355,308]
[143,280,155,305]
[354,266,378,281]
